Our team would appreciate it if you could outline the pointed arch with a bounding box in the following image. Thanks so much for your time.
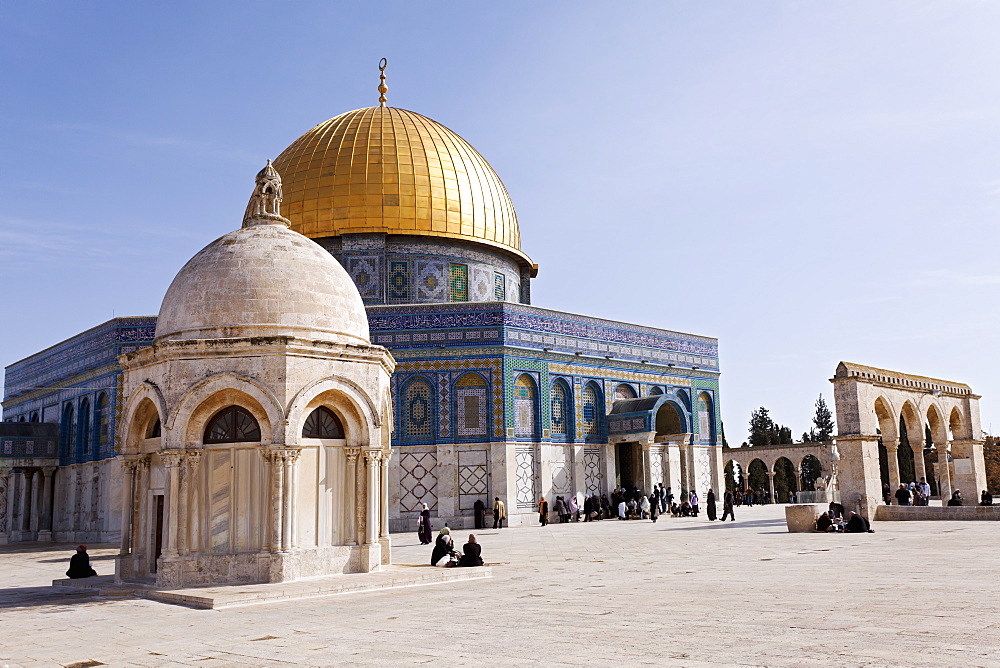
[60,402,75,464]
[949,406,968,441]
[697,391,715,441]
[550,377,573,441]
[93,392,110,459]
[302,406,345,439]
[514,373,538,439]
[76,397,91,463]
[582,381,604,438]
[454,372,489,440]
[926,403,948,446]
[614,383,637,401]
[204,406,262,444]
[401,376,435,441]
[873,396,898,441]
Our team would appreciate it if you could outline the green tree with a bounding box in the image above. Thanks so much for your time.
[749,407,775,447]
[812,394,835,442]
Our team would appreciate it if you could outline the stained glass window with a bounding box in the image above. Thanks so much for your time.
[583,383,601,436]
[204,406,262,444]
[551,381,569,435]
[455,373,488,438]
[514,374,538,439]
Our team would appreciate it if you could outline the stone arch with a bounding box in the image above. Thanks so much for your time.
[897,400,923,484]
[648,386,664,396]
[121,381,168,455]
[614,383,637,401]
[949,406,969,440]
[654,400,687,437]
[76,397,91,463]
[286,375,382,447]
[173,375,281,448]
[724,459,744,491]
[873,395,898,441]
[773,456,797,502]
[926,403,948,446]
[747,458,769,491]
[800,454,823,491]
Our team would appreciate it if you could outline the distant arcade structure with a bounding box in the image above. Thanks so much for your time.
[833,362,985,519]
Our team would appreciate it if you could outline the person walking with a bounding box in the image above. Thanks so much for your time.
[721,489,735,522]
[538,498,549,526]
[689,490,699,517]
[417,502,432,544]
[493,496,506,529]
[706,488,718,521]
[567,495,580,522]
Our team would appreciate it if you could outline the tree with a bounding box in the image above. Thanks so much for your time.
[749,407,794,447]
[812,394,835,442]
[984,435,1000,495]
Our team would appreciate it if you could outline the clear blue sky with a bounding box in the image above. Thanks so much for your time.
[3,1,1000,440]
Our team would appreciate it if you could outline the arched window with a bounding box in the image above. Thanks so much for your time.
[648,387,664,396]
[698,392,714,441]
[514,374,538,439]
[94,393,109,459]
[30,412,39,422]
[148,418,162,439]
[455,373,489,439]
[204,406,261,444]
[615,384,636,401]
[302,406,345,439]
[60,403,75,463]
[582,382,603,437]
[18,415,25,422]
[77,398,91,463]
[404,378,434,438]
[550,379,572,438]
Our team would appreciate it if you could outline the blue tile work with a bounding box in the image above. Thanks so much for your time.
[449,264,468,302]
[494,272,506,301]
[454,373,489,439]
[2,317,156,465]
[416,261,447,302]
[387,260,410,302]
[345,256,382,302]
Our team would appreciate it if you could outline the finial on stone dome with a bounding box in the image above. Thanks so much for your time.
[243,159,290,228]
[378,58,388,107]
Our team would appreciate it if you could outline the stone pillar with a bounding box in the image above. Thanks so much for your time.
[379,451,390,540]
[766,471,776,505]
[11,470,28,540]
[835,435,883,519]
[936,445,952,505]
[177,453,191,555]
[345,448,360,545]
[28,470,42,535]
[185,452,202,553]
[133,457,149,557]
[641,442,654,496]
[280,448,300,553]
[40,466,56,539]
[118,459,137,555]
[161,452,182,556]
[913,446,927,483]
[268,449,284,553]
[364,450,381,544]
[884,439,901,491]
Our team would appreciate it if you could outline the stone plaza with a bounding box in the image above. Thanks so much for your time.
[2,504,998,667]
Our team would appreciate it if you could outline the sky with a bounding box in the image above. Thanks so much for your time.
[3,1,1000,440]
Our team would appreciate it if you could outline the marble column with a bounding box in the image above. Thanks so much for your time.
[29,470,42,535]
[379,450,390,540]
[766,472,776,504]
[161,452,182,556]
[884,439,900,491]
[185,452,202,554]
[913,446,927,482]
[119,459,137,555]
[345,448,360,545]
[936,445,952,504]
[280,448,301,553]
[364,450,381,544]
[177,453,190,555]
[133,457,149,557]
[39,466,56,540]
[268,449,284,554]
[12,470,28,540]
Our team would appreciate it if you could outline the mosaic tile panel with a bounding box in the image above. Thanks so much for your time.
[458,449,488,510]
[514,374,538,439]
[449,263,469,302]
[583,448,603,495]
[494,272,506,302]
[695,448,713,496]
[415,261,447,302]
[437,372,450,437]
[582,383,601,436]
[651,447,664,486]
[345,256,381,301]
[387,260,410,301]
[550,448,571,495]
[404,380,433,437]
[455,380,488,438]
[399,451,438,512]
[0,475,7,534]
[515,446,536,508]
[550,381,569,437]
[470,266,492,302]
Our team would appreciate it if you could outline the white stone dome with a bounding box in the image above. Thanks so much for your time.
[155,222,370,345]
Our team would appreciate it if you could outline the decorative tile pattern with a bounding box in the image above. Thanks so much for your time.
[494,272,506,301]
[415,261,447,302]
[550,448,571,494]
[404,380,433,437]
[515,446,536,508]
[695,447,713,496]
[437,372,450,436]
[399,451,438,512]
[514,374,538,439]
[345,256,381,301]
[550,381,569,436]
[615,384,637,401]
[584,448,603,495]
[455,373,488,438]
[458,449,488,510]
[0,475,6,533]
[582,383,601,436]
[449,263,468,302]
[651,447,664,486]
[387,260,410,301]
[470,266,492,302]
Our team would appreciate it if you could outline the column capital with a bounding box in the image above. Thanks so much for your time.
[185,450,203,470]
[265,446,302,464]
[766,471,776,479]
[41,466,58,475]
[363,449,383,464]
[345,447,361,461]
[381,448,392,463]
[161,451,184,467]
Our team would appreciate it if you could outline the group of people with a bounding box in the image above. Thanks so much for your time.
[815,502,874,533]
[733,488,775,506]
[429,527,485,568]
[883,478,933,506]
[534,485,738,524]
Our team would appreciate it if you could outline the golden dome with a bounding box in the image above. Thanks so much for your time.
[273,106,530,264]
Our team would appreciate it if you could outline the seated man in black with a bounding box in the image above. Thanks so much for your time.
[844,512,873,533]
[458,534,484,567]
[66,545,98,579]
[816,512,833,532]
[980,490,993,506]
[947,490,964,506]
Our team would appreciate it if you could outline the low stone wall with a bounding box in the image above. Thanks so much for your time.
[785,504,825,532]
[875,505,1000,521]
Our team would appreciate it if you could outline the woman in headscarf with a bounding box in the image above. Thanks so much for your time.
[458,534,484,567]
[639,494,651,519]
[538,498,549,526]
[418,503,432,545]
[706,488,717,521]
[431,526,455,566]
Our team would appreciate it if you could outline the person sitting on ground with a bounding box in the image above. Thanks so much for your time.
[626,498,637,519]
[670,502,681,517]
[66,545,98,579]
[458,534,484,567]
[948,490,964,506]
[680,499,692,517]
[431,527,455,566]
[816,512,834,533]
[980,490,993,506]
[844,511,873,533]
[639,494,651,519]
[828,502,845,520]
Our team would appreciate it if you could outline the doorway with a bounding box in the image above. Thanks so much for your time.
[615,442,642,492]
[152,494,164,573]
